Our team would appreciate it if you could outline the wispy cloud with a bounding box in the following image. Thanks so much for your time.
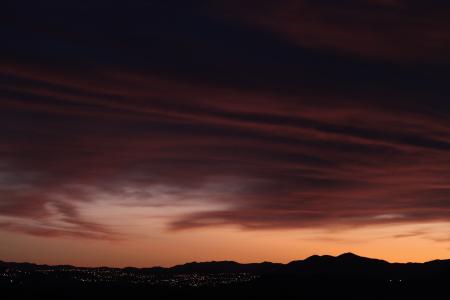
[1,0,450,240]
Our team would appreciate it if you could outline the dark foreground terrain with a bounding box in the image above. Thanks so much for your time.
[1,253,449,299]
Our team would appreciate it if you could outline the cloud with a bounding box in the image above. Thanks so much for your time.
[211,0,450,62]
[1,1,450,239]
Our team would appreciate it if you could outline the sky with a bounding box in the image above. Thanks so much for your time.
[1,0,450,267]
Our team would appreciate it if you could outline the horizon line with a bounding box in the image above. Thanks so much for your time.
[2,252,448,269]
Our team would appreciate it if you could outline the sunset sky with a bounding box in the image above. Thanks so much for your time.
[1,0,450,267]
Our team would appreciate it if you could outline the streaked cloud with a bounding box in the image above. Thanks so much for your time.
[1,1,450,245]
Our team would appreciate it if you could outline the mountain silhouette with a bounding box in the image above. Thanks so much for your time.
[282,252,390,278]
[169,260,282,274]
[2,253,450,299]
[2,252,450,278]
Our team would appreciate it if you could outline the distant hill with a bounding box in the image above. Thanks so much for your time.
[169,260,282,274]
[264,252,450,281]
[2,253,450,299]
[2,252,450,278]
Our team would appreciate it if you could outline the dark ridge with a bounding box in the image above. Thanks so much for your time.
[1,252,448,274]
[2,253,450,299]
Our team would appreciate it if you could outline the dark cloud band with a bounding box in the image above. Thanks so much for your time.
[1,0,450,239]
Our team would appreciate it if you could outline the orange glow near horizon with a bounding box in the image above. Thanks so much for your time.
[2,206,450,267]
[2,168,450,267]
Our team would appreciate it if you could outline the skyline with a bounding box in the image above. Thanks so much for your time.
[1,251,447,269]
[1,0,450,267]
